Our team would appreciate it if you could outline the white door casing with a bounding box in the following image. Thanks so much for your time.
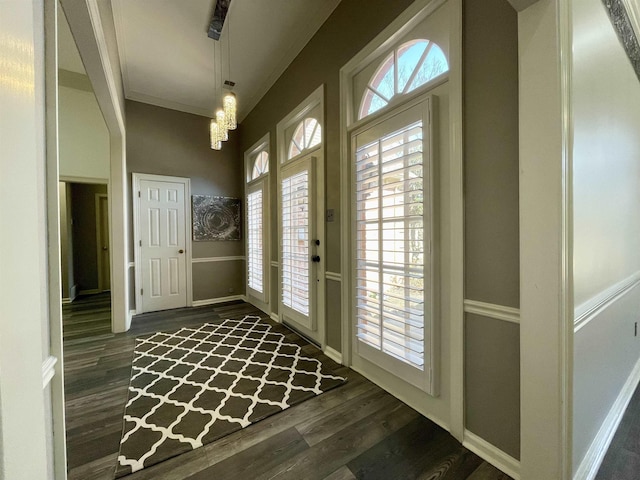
[276,85,326,347]
[133,173,192,313]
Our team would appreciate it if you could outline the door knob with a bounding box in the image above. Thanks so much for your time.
[179,249,184,254]
[102,246,108,251]
[312,255,320,263]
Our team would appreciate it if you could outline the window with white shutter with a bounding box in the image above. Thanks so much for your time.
[244,138,270,305]
[247,186,264,294]
[352,99,434,393]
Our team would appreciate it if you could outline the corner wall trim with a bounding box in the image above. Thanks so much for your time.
[325,271,342,282]
[463,300,520,324]
[192,256,246,264]
[192,295,246,307]
[462,430,520,480]
[574,271,640,332]
[42,356,58,389]
[574,355,640,480]
[323,346,343,364]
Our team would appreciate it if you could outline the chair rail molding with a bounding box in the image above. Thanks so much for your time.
[463,299,520,324]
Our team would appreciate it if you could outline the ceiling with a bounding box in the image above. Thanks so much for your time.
[111,0,341,122]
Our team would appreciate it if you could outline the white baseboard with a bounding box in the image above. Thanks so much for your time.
[462,430,520,480]
[323,345,343,364]
[574,355,640,480]
[192,295,245,307]
[62,285,78,304]
[270,312,280,323]
[61,297,72,304]
[78,288,101,296]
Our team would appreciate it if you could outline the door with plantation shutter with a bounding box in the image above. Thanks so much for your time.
[351,99,436,394]
[280,155,317,336]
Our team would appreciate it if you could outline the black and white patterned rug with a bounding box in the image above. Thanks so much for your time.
[115,315,345,478]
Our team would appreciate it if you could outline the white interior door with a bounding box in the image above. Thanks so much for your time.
[280,155,321,340]
[139,179,187,312]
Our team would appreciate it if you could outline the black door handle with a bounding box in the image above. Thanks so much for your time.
[312,255,320,263]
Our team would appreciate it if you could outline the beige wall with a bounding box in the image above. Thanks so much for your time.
[463,0,520,459]
[58,80,110,180]
[572,0,640,470]
[126,100,244,305]
[59,182,74,299]
[239,0,414,349]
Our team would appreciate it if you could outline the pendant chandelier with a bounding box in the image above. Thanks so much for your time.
[209,10,236,151]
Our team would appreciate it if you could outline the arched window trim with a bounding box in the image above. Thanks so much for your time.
[245,135,270,185]
[286,116,322,163]
[358,38,449,121]
[251,150,269,181]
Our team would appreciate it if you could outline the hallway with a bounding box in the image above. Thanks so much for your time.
[62,297,510,480]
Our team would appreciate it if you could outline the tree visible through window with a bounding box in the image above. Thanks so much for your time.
[359,39,448,120]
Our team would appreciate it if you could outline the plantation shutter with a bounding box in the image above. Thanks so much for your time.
[355,117,428,374]
[281,167,311,316]
[247,185,264,295]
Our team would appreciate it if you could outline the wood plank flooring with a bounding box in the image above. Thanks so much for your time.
[63,295,511,480]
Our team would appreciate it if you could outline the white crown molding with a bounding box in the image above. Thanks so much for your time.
[126,90,214,118]
[463,300,520,324]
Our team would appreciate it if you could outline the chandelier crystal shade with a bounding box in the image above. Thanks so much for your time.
[223,91,237,130]
[216,109,228,141]
[210,120,222,150]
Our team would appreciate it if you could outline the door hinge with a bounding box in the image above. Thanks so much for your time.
[140,289,143,296]
[139,240,142,246]
[138,191,141,198]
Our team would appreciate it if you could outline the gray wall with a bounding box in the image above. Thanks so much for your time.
[126,100,244,304]
[571,0,640,470]
[71,183,107,292]
[239,0,414,349]
[463,0,520,459]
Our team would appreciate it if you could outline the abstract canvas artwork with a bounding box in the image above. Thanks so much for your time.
[192,195,241,241]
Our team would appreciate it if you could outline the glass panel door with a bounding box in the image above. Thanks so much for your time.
[281,155,316,332]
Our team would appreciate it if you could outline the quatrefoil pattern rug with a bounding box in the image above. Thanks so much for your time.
[115,315,345,478]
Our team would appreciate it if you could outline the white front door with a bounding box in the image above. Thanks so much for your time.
[139,179,188,312]
[280,155,321,342]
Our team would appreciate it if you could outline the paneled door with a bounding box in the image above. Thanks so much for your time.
[280,155,320,340]
[138,178,188,312]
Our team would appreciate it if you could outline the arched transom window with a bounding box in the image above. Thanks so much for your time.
[251,151,269,180]
[287,117,321,160]
[359,39,448,120]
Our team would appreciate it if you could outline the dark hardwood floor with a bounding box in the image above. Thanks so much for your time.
[596,382,640,479]
[63,295,511,480]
